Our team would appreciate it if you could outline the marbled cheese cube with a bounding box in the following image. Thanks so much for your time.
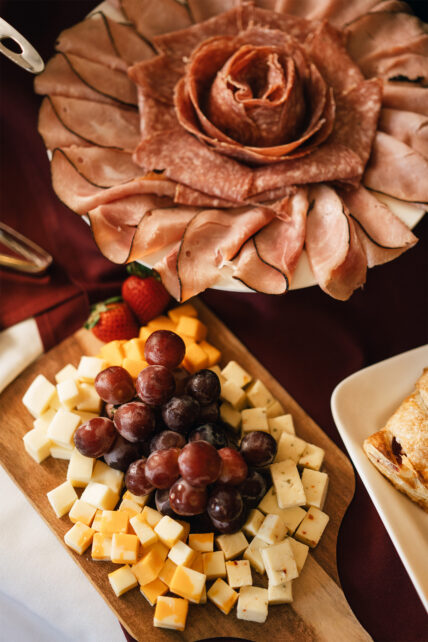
[295,506,329,548]
[246,379,274,409]
[220,402,241,431]
[221,380,247,411]
[268,580,293,605]
[266,399,284,418]
[299,443,325,471]
[91,460,124,494]
[243,536,268,575]
[241,407,269,433]
[100,510,129,536]
[237,586,269,623]
[188,532,214,552]
[145,541,169,562]
[108,564,138,597]
[118,498,142,519]
[270,459,306,509]
[261,539,298,586]
[258,513,287,546]
[168,303,197,323]
[158,558,177,588]
[190,552,203,574]
[67,449,94,487]
[56,379,80,410]
[268,414,295,440]
[76,356,105,383]
[76,383,102,413]
[153,596,188,631]
[243,509,265,538]
[202,551,226,580]
[111,533,139,564]
[154,516,184,548]
[168,541,196,567]
[55,364,79,384]
[216,531,248,560]
[226,560,252,588]
[301,468,329,510]
[140,577,168,606]
[91,509,103,532]
[50,443,73,460]
[275,432,307,464]
[80,482,119,511]
[47,480,78,518]
[287,537,309,574]
[91,532,112,561]
[132,549,164,585]
[130,514,158,548]
[221,361,252,388]
[68,499,96,526]
[141,506,163,528]
[64,522,94,554]
[170,565,206,603]
[123,490,151,507]
[47,408,80,448]
[207,578,238,615]
[23,428,52,463]
[22,374,56,418]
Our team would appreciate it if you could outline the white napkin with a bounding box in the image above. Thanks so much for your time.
[0,318,43,393]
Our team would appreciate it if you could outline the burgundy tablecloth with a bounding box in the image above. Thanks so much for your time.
[1,2,427,640]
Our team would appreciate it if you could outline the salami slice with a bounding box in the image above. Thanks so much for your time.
[174,184,238,208]
[232,239,287,294]
[137,87,178,138]
[128,55,183,105]
[121,0,192,39]
[379,108,428,159]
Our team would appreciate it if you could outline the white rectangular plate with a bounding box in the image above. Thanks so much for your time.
[331,344,428,612]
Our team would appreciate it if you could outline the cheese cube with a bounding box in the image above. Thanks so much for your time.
[287,537,309,574]
[139,326,152,341]
[202,551,226,579]
[121,338,145,361]
[80,482,119,510]
[76,383,102,413]
[190,552,204,573]
[33,408,56,433]
[74,411,98,425]
[200,583,207,605]
[182,342,209,373]
[209,365,226,384]
[47,408,80,448]
[69,499,97,526]
[168,303,198,323]
[301,468,329,510]
[270,459,306,509]
[268,414,295,440]
[50,443,73,460]
[91,532,112,561]
[56,379,80,410]
[64,522,94,555]
[22,374,56,418]
[168,541,196,567]
[100,510,129,536]
[154,516,185,548]
[188,533,214,552]
[170,565,206,603]
[237,586,269,623]
[153,596,188,631]
[199,340,221,367]
[145,541,169,562]
[23,428,52,463]
[140,577,168,606]
[91,509,103,531]
[130,514,158,548]
[158,558,177,588]
[147,316,177,332]
[91,460,124,494]
[257,513,287,545]
[268,580,293,605]
[99,340,126,367]
[241,407,269,433]
[261,539,298,586]
[47,480,78,518]
[207,578,238,615]
[118,498,142,519]
[175,316,207,342]
[226,560,252,588]
[108,564,138,597]
[299,443,325,471]
[123,490,151,507]
[243,509,265,538]
[221,380,247,410]
[246,379,274,409]
[111,533,139,564]
[176,520,191,542]
[141,506,163,528]
[55,364,79,384]
[220,402,241,431]
[76,356,105,383]
[258,487,307,533]
[275,432,307,464]
[132,548,164,585]
[122,358,147,379]
[295,506,329,548]
[67,449,94,487]
[221,361,252,388]
[216,531,247,560]
[243,536,269,574]
[266,399,284,418]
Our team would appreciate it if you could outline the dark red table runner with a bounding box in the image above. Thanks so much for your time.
[1,2,427,640]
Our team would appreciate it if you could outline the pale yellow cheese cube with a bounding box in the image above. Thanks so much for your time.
[47,480,78,518]
[23,428,52,464]
[80,482,119,511]
[301,468,329,510]
[207,578,238,615]
[76,356,105,383]
[109,564,138,597]
[246,379,274,409]
[74,411,98,425]
[268,580,293,605]
[199,340,221,367]
[287,537,309,574]
[226,560,252,588]
[168,541,196,567]
[132,549,166,585]
[76,383,102,413]
[258,487,307,533]
[99,340,126,367]
[118,498,142,519]
[91,509,103,532]
[56,379,80,410]
[170,565,206,603]
[257,513,287,546]
[202,551,226,580]
[221,380,246,411]
[237,586,269,623]
[270,460,306,509]
[188,533,214,552]
[140,577,168,606]
[111,533,139,564]
[68,499,97,526]
[49,390,61,411]
[268,414,295,440]
[241,407,269,433]
[91,532,112,561]
[33,408,56,433]
[243,536,268,575]
[243,509,265,539]
[219,402,241,431]
[154,516,184,548]
[294,506,329,548]
[139,326,152,342]
[100,510,129,536]
[216,531,248,560]
[55,364,79,384]
[266,399,284,418]
[275,432,307,464]
[261,539,298,586]
[153,596,188,631]
[158,558,177,588]
[123,490,151,507]
[91,460,124,494]
[50,443,73,460]
[168,303,198,323]
[64,522,94,555]
[141,506,163,528]
[22,374,56,418]
[47,408,80,448]
[299,443,325,471]
[175,316,207,342]
[67,448,94,487]
[221,361,252,388]
[130,514,158,548]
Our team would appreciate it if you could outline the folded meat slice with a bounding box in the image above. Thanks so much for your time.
[305,185,367,300]
[174,184,238,208]
[57,147,143,187]
[154,245,181,301]
[38,97,90,149]
[121,0,192,39]
[276,0,382,27]
[176,205,275,300]
[232,239,287,294]
[128,55,183,105]
[364,132,428,203]
[382,82,428,117]
[379,108,428,159]
[187,0,241,22]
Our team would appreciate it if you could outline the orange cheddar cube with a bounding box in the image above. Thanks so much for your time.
[111,533,139,564]
[168,304,198,323]
[145,541,169,562]
[154,596,188,631]
[199,340,221,367]
[122,338,146,361]
[147,316,177,332]
[175,316,207,342]
[99,340,126,367]
[91,532,112,561]
[121,358,148,379]
[100,510,129,536]
[190,553,204,574]
[139,326,152,342]
[170,565,206,603]
[140,577,168,606]
[132,548,164,585]
[182,343,209,374]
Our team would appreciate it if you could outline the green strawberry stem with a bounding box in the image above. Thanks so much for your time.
[126,262,161,280]
[84,296,123,329]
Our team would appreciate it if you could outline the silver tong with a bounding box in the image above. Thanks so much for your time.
[0,223,52,275]
[0,17,44,73]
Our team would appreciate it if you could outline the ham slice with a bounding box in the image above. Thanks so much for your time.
[89,207,136,263]
[232,239,287,294]
[154,245,181,300]
[121,0,192,39]
[187,0,241,22]
[305,185,367,300]
[55,147,143,187]
[276,0,382,27]
[382,82,428,116]
[38,97,90,149]
[176,205,275,300]
[379,108,428,159]
[364,132,428,203]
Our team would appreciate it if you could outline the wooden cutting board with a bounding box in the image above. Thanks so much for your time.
[0,300,371,642]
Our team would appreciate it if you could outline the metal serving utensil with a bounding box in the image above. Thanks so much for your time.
[0,17,44,73]
[0,223,52,274]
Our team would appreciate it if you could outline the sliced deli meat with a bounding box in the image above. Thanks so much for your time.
[187,0,241,22]
[232,238,287,294]
[379,108,428,159]
[381,82,428,116]
[154,245,181,300]
[56,147,143,187]
[38,97,90,149]
[120,0,192,39]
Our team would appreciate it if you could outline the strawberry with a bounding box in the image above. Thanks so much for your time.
[122,263,171,324]
[85,296,139,342]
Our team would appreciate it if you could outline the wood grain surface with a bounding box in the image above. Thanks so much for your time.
[0,300,371,642]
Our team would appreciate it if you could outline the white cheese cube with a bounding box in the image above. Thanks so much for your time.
[287,537,309,574]
[246,379,274,409]
[301,468,329,510]
[188,533,214,552]
[275,432,307,463]
[91,460,124,494]
[23,428,52,463]
[118,498,142,519]
[221,361,252,388]
[261,539,298,587]
[268,414,295,440]
[50,443,73,460]
[47,480,78,518]
[257,513,287,545]
[56,379,80,410]
[64,522,94,554]
[168,541,196,567]
[216,531,247,560]
[141,506,163,528]
[76,356,105,383]
[22,374,56,418]
[49,390,61,411]
[207,578,238,614]
[153,596,188,631]
[243,536,268,574]
[123,490,151,507]
[108,564,138,597]
[243,509,264,538]
[67,448,94,487]
[221,380,247,410]
[154,516,185,548]
[202,551,226,579]
[219,402,241,431]
[270,459,306,509]
[68,499,97,526]
[295,506,329,548]
[258,487,307,533]
[237,586,269,623]
[76,383,102,413]
[47,408,80,448]
[268,580,293,604]
[226,560,252,588]
[80,482,119,510]
[266,399,284,418]
[241,407,269,433]
[299,443,325,471]
[55,363,79,384]
[33,408,56,434]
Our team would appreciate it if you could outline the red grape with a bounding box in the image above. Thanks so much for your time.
[178,441,222,487]
[74,417,116,458]
[217,448,248,485]
[185,369,221,405]
[145,448,180,489]
[207,485,243,524]
[95,366,135,404]
[198,401,219,424]
[240,431,277,467]
[155,488,176,516]
[113,401,155,443]
[188,424,228,449]
[169,477,208,516]
[125,458,154,496]
[173,369,189,396]
[104,434,141,472]
[238,470,268,507]
[136,365,175,406]
[144,330,185,370]
[161,395,200,434]
[150,430,186,452]
[209,509,246,534]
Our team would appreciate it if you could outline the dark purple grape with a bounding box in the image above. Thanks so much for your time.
[161,395,200,434]
[113,401,155,443]
[188,423,228,449]
[169,477,207,516]
[150,430,186,452]
[178,441,222,487]
[155,488,176,517]
[207,485,243,523]
[240,431,277,467]
[74,417,116,458]
[95,366,135,404]
[104,434,140,472]
[217,447,248,485]
[209,508,246,534]
[185,369,220,405]
[125,458,154,496]
[145,448,180,489]
[144,330,185,370]
[198,402,219,424]
[136,365,175,406]
[238,470,268,507]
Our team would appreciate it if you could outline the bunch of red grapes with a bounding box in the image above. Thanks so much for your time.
[74,330,277,533]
